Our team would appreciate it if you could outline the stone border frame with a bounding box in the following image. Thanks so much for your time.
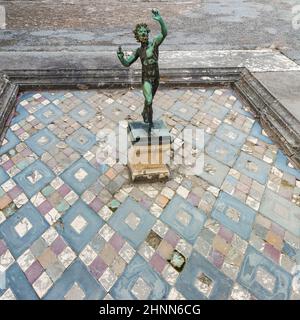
[0,67,299,167]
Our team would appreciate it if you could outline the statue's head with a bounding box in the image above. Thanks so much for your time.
[133,23,150,44]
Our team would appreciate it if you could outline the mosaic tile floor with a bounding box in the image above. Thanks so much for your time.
[0,88,300,300]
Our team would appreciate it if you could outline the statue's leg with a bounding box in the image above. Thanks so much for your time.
[142,81,153,126]
[148,80,159,125]
[152,80,159,97]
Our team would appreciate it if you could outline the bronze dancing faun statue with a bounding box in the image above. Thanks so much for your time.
[117,9,168,128]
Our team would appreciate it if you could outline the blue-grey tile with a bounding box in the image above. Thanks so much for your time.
[169,101,197,121]
[0,129,19,155]
[0,203,49,257]
[275,150,300,180]
[60,158,100,195]
[108,197,156,248]
[34,104,63,125]
[250,122,273,144]
[110,255,170,300]
[216,123,247,147]
[205,137,239,166]
[211,192,256,240]
[237,246,292,300]
[0,166,9,185]
[66,127,96,154]
[260,189,300,237]
[13,160,55,198]
[26,128,59,156]
[44,259,105,300]
[201,100,229,120]
[0,263,38,299]
[176,250,233,300]
[55,200,104,254]
[69,103,96,125]
[197,154,230,187]
[160,195,206,244]
[11,105,29,125]
[234,152,271,184]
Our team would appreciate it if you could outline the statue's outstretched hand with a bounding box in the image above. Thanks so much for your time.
[152,9,162,21]
[117,46,124,59]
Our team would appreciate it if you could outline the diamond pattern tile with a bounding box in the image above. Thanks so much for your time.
[60,158,100,195]
[55,200,104,253]
[0,87,299,300]
[13,160,55,198]
[0,203,49,257]
[108,197,156,248]
[160,195,206,244]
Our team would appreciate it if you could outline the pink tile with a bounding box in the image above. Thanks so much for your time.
[0,239,7,256]
[165,230,180,247]
[25,260,44,284]
[89,198,103,212]
[21,148,33,157]
[140,198,152,210]
[264,243,280,263]
[150,253,167,273]
[38,200,52,215]
[209,249,224,269]
[109,233,125,252]
[48,159,56,167]
[164,230,180,248]
[8,186,23,199]
[89,256,107,279]
[270,223,285,238]
[237,182,250,194]
[15,128,25,136]
[2,160,14,170]
[58,184,71,197]
[51,236,67,255]
[187,192,199,207]
[218,226,234,243]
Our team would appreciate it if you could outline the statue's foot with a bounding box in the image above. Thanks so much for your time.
[141,110,149,123]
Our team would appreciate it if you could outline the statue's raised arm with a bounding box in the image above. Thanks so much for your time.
[117,46,139,67]
[152,9,168,47]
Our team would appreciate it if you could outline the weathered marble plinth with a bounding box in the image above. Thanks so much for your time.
[128,120,171,181]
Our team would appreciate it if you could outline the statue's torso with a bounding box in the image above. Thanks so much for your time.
[139,41,159,83]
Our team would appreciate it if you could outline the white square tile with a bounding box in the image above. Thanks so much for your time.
[99,224,114,241]
[33,272,53,298]
[225,207,240,222]
[0,250,15,271]
[176,210,191,227]
[119,242,135,263]
[79,245,97,266]
[0,288,16,300]
[64,282,86,300]
[131,277,152,300]
[14,217,32,238]
[99,268,117,291]
[195,272,214,297]
[125,212,140,230]
[255,266,276,293]
[70,215,88,234]
[58,247,76,268]
[42,227,59,245]
[26,170,43,184]
[17,249,35,271]
[74,168,88,182]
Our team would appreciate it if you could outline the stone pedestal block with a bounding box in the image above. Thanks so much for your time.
[127,120,171,181]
